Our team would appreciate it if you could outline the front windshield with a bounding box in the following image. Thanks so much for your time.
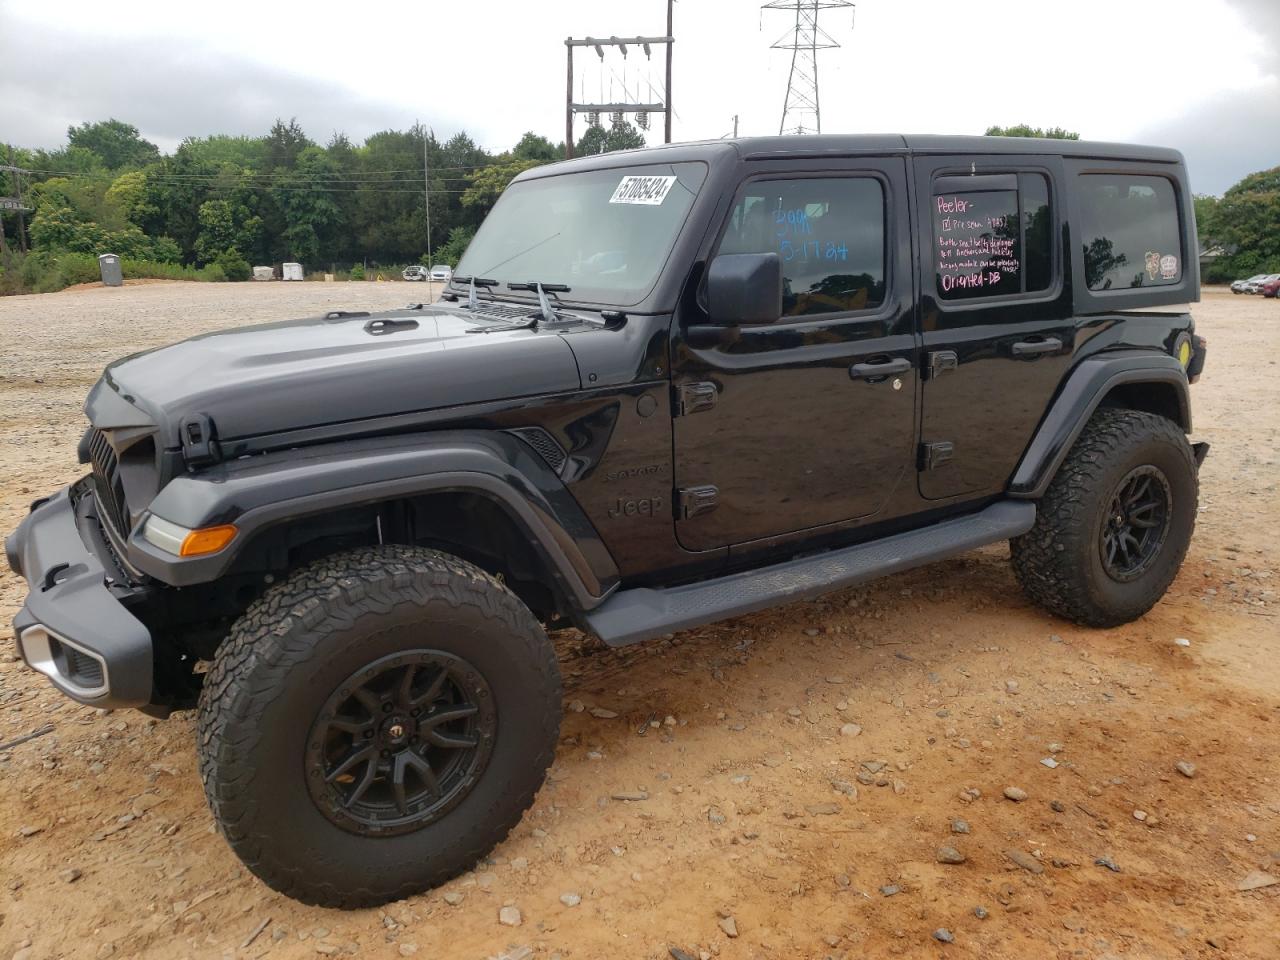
[454,161,707,307]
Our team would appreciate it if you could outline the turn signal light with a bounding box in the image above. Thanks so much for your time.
[179,524,238,557]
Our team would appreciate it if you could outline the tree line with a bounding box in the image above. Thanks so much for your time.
[3,119,1275,292]
[0,118,646,291]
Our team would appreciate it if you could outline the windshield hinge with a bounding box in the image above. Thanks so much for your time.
[674,381,718,417]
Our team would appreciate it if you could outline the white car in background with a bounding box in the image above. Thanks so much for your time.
[402,265,429,282]
[1232,273,1268,293]
[428,264,453,283]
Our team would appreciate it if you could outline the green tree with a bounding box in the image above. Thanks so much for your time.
[984,124,1080,140]
[575,120,646,156]
[1203,165,1280,281]
[462,157,543,209]
[272,146,344,264]
[264,118,312,170]
[105,170,154,226]
[430,225,477,267]
[66,119,160,169]
[512,132,561,162]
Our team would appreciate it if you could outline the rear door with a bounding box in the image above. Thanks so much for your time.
[913,155,1073,499]
[671,157,917,551]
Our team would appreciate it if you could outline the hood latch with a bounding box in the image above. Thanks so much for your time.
[180,413,221,467]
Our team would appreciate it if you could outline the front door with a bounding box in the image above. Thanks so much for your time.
[671,159,917,552]
[913,155,1074,500]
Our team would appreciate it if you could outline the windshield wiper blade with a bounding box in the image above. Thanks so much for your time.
[506,281,571,293]
[453,276,498,288]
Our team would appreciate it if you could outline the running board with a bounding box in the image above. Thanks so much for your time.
[585,500,1036,647]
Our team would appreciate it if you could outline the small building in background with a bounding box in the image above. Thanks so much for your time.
[282,262,304,281]
[98,253,122,287]
[252,266,273,281]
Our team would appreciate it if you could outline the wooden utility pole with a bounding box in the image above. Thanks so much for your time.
[664,0,674,145]
[2,150,32,253]
[565,41,575,160]
[420,122,433,267]
[563,4,675,160]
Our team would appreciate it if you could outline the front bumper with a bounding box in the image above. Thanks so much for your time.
[5,482,152,708]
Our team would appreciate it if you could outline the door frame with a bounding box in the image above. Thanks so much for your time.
[669,153,923,555]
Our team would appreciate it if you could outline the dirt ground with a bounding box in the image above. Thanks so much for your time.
[0,282,1277,960]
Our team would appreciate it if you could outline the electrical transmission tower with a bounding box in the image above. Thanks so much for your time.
[761,0,854,135]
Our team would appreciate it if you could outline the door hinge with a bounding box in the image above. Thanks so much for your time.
[927,350,958,380]
[677,485,719,519]
[674,381,718,417]
[919,441,954,471]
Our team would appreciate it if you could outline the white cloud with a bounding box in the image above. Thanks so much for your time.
[0,0,1274,191]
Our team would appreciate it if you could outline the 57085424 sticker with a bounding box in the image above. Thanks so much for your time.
[610,175,678,205]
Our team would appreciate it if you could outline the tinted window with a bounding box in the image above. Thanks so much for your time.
[719,177,886,317]
[933,173,1053,300]
[454,162,706,307]
[1079,174,1182,291]
[1021,173,1052,292]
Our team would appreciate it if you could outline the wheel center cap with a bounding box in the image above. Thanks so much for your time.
[382,716,414,745]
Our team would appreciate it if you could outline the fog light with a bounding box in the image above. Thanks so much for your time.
[143,515,237,557]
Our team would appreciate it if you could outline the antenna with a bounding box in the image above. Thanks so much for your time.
[761,0,854,135]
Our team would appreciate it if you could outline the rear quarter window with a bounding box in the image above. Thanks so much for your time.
[1078,174,1182,291]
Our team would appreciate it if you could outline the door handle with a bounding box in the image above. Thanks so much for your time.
[849,357,911,381]
[1011,337,1062,357]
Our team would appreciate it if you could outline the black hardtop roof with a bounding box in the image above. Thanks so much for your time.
[521,134,1184,181]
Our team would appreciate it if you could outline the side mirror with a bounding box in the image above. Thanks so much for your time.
[706,252,783,326]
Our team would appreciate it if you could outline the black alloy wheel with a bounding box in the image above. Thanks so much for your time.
[306,650,497,836]
[1099,465,1172,583]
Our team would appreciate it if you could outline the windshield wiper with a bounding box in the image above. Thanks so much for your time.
[454,275,500,311]
[507,281,571,326]
[506,281,571,293]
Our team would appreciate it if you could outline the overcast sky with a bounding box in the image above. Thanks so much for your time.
[1,0,1276,194]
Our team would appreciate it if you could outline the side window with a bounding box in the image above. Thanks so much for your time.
[1078,174,1182,290]
[719,177,886,317]
[932,172,1053,301]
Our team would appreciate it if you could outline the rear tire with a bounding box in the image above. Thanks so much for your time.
[1011,408,1197,627]
[196,545,561,907]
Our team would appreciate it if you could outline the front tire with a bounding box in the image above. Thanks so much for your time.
[1011,408,1197,627]
[196,546,562,907]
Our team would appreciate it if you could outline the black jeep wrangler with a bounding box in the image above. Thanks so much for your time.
[6,135,1207,907]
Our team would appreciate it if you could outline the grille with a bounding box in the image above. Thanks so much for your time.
[63,646,105,689]
[88,429,131,537]
[507,427,568,472]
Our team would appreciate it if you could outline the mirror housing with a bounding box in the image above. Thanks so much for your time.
[706,252,783,326]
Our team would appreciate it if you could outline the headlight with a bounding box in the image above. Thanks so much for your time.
[143,515,237,557]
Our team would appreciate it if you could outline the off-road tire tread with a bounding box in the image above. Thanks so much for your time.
[196,545,561,908]
[1011,408,1196,627]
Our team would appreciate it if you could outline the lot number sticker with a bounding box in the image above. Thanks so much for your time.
[610,175,677,205]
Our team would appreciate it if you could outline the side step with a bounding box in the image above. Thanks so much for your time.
[584,500,1036,647]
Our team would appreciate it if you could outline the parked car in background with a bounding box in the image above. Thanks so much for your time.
[402,265,429,282]
[428,264,453,283]
[1260,276,1280,298]
[1245,274,1279,294]
[1231,274,1267,293]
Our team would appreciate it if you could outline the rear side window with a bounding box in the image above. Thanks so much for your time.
[1078,174,1182,291]
[719,177,886,317]
[932,172,1053,301]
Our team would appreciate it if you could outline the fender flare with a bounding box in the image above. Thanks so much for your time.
[125,431,620,611]
[1009,351,1191,500]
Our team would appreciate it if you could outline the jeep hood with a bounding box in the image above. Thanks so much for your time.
[91,305,583,446]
